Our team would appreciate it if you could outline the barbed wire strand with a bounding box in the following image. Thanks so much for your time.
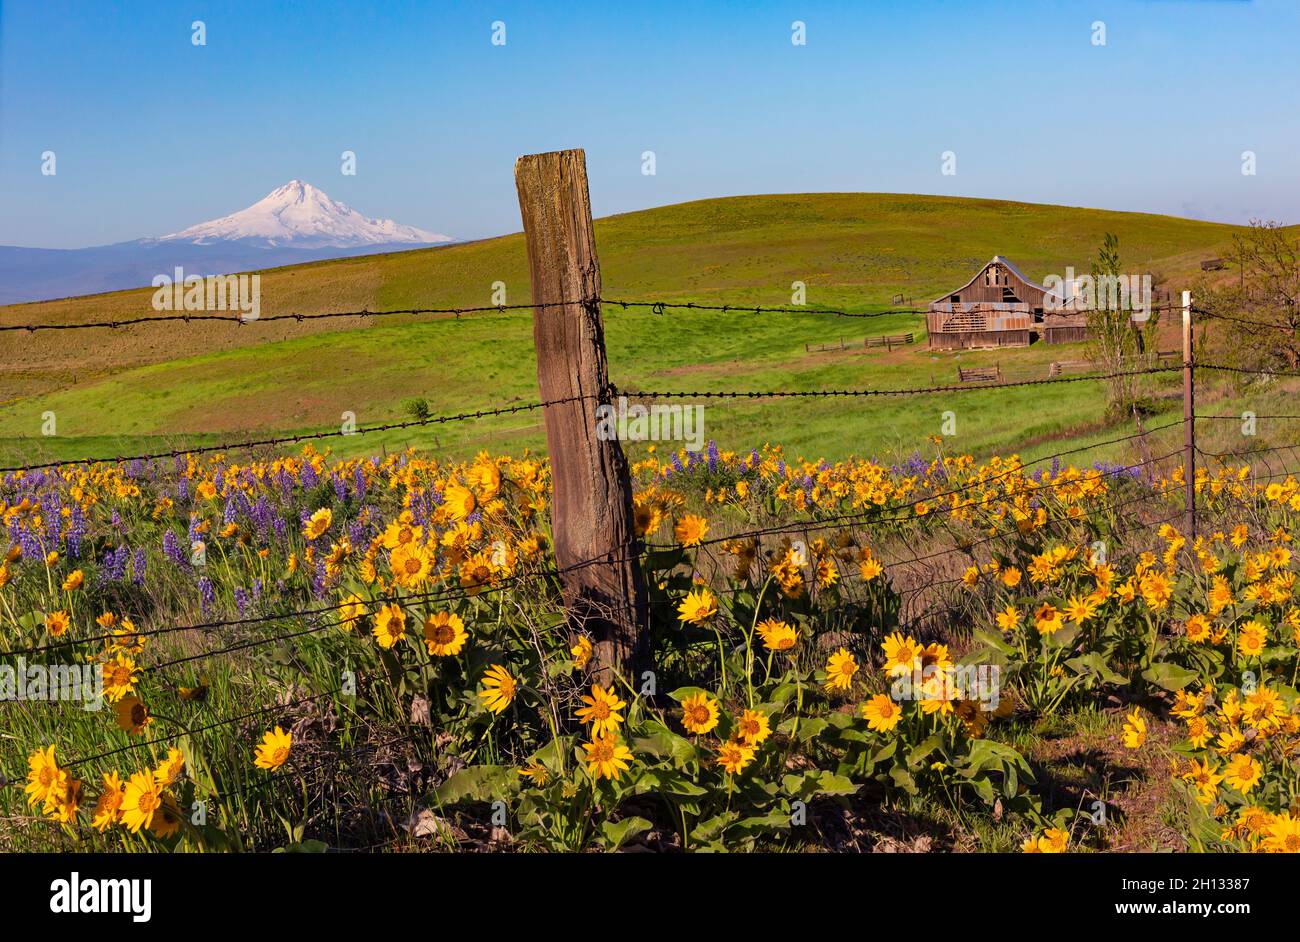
[0,394,596,475]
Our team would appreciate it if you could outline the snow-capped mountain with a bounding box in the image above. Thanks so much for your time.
[0,181,453,304]
[156,180,452,248]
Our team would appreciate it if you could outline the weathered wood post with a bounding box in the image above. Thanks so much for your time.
[514,149,647,681]
[1182,290,1196,539]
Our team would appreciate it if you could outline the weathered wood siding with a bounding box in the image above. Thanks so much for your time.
[928,329,1030,351]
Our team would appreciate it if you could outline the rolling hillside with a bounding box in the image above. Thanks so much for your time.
[0,193,1250,466]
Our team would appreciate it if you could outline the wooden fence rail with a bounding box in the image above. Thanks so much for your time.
[804,332,914,353]
[957,364,1002,383]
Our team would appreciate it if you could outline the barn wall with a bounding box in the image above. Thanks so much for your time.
[928,330,1031,351]
[1044,326,1090,344]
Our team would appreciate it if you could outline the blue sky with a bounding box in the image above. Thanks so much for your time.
[1,0,1296,248]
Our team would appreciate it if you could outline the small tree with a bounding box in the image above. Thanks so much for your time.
[1198,220,1300,371]
[403,397,431,421]
[1085,233,1155,420]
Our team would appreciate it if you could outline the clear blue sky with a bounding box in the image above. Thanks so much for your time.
[1,0,1296,248]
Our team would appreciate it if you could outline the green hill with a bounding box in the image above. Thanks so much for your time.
[0,193,1247,466]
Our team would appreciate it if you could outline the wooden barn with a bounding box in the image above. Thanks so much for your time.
[926,256,1085,350]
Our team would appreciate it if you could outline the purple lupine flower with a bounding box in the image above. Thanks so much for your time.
[213,469,225,495]
[18,523,42,562]
[353,466,367,502]
[176,477,189,502]
[301,462,318,489]
[310,561,327,598]
[198,576,215,614]
[672,452,686,474]
[234,587,249,616]
[273,516,287,542]
[332,474,347,503]
[706,440,719,473]
[67,504,87,559]
[98,545,129,584]
[41,492,62,546]
[250,496,272,540]
[187,514,202,545]
[348,520,366,548]
[163,529,188,569]
[252,577,263,601]
[132,548,147,585]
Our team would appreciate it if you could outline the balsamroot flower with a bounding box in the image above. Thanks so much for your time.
[479,664,517,714]
[823,648,859,693]
[582,733,634,781]
[254,726,293,771]
[676,587,717,625]
[574,684,626,737]
[422,611,468,657]
[679,692,719,735]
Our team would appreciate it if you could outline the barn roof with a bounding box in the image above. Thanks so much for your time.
[931,255,1056,305]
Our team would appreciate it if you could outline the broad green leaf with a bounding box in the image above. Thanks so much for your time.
[1141,661,1200,691]
[433,764,517,804]
[599,816,652,850]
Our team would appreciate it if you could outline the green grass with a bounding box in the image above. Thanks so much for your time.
[0,192,1250,466]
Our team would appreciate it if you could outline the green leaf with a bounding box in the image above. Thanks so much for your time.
[973,628,1015,656]
[889,764,918,795]
[666,686,709,703]
[632,768,708,797]
[796,717,829,742]
[599,816,652,850]
[631,720,699,766]
[433,765,517,805]
[905,733,944,769]
[691,811,738,844]
[1043,624,1080,649]
[1065,651,1128,686]
[731,811,792,836]
[781,770,859,800]
[1141,661,1200,691]
[274,839,328,853]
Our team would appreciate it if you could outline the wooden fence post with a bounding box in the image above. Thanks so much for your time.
[1182,290,1196,539]
[514,149,648,681]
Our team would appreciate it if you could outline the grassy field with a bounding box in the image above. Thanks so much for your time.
[0,192,1253,468]
[6,193,1300,856]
